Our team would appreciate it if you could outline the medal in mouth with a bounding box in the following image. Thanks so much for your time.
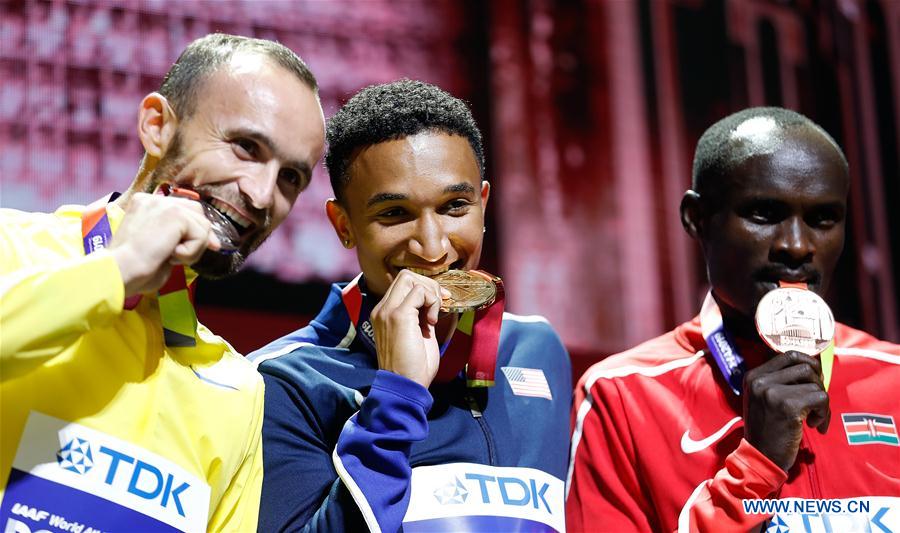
[157,184,242,253]
[755,281,835,356]
[432,270,499,313]
[200,203,242,253]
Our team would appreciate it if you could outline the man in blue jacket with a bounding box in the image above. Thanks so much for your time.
[250,79,571,532]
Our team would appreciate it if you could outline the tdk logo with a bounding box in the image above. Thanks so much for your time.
[57,442,192,518]
[56,438,94,475]
[433,477,468,505]
[459,473,552,513]
[99,447,191,517]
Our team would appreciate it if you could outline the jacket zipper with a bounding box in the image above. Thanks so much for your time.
[800,429,822,499]
[466,393,497,465]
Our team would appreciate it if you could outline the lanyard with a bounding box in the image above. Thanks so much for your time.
[340,273,505,387]
[699,292,746,395]
[700,288,834,395]
[81,194,197,347]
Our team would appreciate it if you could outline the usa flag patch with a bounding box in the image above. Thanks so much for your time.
[501,367,552,400]
[842,413,899,446]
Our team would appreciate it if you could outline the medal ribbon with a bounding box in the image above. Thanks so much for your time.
[699,291,746,396]
[700,282,834,395]
[340,272,504,388]
[81,194,197,347]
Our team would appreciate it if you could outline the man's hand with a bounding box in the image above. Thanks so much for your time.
[370,270,446,388]
[110,192,220,297]
[743,351,831,472]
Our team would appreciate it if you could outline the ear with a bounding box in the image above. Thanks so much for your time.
[325,199,354,248]
[480,180,491,210]
[137,92,179,159]
[680,189,704,240]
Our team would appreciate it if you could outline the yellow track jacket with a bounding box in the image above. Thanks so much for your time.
[0,201,263,532]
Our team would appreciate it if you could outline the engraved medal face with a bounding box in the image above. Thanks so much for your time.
[433,270,497,313]
[200,202,240,252]
[755,287,836,355]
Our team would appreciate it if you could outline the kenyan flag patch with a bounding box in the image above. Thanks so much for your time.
[841,413,899,446]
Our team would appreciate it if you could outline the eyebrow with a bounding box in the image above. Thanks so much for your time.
[366,192,407,207]
[365,182,477,208]
[445,182,476,194]
[227,128,313,182]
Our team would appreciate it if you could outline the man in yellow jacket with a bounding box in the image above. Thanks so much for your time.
[0,34,325,532]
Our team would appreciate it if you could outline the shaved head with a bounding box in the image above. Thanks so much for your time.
[691,107,848,208]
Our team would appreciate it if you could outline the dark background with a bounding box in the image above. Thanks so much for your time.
[2,0,897,379]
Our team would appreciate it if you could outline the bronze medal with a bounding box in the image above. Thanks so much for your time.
[433,270,498,313]
[755,286,835,356]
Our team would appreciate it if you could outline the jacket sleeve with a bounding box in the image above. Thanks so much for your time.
[676,439,786,532]
[567,375,787,533]
[259,369,432,532]
[207,373,265,532]
[567,376,659,532]
[0,233,124,381]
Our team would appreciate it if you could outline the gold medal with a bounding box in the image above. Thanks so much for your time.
[433,270,498,313]
[755,285,835,356]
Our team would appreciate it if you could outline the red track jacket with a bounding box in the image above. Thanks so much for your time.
[567,318,900,532]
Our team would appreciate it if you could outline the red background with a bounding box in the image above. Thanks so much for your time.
[2,0,898,379]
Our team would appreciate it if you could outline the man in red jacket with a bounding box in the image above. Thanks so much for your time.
[567,107,899,532]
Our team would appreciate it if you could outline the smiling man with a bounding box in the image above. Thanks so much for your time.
[0,34,325,531]
[250,80,571,532]
[566,108,899,532]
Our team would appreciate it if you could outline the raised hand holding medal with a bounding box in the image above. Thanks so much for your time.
[743,281,834,472]
[158,183,240,254]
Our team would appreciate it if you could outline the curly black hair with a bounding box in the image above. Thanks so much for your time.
[325,79,484,202]
[692,107,848,206]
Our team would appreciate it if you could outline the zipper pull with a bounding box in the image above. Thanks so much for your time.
[465,394,483,418]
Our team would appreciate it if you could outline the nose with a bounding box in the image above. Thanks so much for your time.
[408,212,450,263]
[239,162,279,211]
[771,216,815,265]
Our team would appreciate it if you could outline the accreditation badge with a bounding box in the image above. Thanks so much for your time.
[402,463,565,532]
[0,412,210,533]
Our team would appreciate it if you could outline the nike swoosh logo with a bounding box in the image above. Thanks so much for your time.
[680,416,742,454]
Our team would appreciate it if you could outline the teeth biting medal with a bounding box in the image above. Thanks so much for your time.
[158,184,240,253]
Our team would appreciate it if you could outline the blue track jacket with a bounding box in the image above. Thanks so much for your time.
[250,279,572,532]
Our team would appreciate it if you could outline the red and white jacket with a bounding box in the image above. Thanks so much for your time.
[566,318,900,532]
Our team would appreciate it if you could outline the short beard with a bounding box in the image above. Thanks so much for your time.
[190,248,247,280]
[143,132,252,280]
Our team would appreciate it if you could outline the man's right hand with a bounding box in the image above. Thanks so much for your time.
[742,351,831,472]
[369,270,446,388]
[110,192,220,297]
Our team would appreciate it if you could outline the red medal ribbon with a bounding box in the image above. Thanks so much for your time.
[463,271,504,387]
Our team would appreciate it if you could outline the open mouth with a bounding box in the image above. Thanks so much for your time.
[208,198,254,237]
